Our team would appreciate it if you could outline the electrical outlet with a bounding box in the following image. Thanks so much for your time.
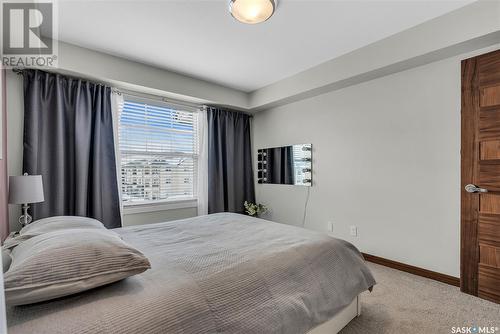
[327,221,334,232]
[350,225,358,237]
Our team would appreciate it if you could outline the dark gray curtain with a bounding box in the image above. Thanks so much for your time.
[23,70,121,228]
[267,146,294,185]
[207,107,255,213]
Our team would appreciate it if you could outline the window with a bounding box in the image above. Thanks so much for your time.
[118,96,199,205]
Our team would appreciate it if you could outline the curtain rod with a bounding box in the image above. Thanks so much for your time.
[12,68,111,88]
[115,88,203,110]
[12,68,250,115]
[13,68,204,110]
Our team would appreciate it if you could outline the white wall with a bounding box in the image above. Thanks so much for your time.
[253,46,498,278]
[56,42,248,109]
[6,70,23,232]
[123,207,197,227]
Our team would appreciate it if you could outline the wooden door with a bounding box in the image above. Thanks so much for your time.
[461,49,500,304]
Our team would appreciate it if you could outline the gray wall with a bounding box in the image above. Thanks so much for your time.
[253,46,498,278]
[56,42,248,109]
[123,207,197,227]
[6,70,23,232]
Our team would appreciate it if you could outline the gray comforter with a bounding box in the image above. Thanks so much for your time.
[7,213,375,334]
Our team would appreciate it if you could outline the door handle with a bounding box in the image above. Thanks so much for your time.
[465,184,488,193]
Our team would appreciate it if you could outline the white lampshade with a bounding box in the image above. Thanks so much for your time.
[8,174,45,204]
[229,0,276,24]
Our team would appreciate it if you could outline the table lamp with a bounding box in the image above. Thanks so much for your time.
[8,173,44,226]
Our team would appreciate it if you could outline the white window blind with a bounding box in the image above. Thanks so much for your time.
[118,96,199,205]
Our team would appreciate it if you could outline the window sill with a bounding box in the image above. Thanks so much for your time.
[123,199,197,215]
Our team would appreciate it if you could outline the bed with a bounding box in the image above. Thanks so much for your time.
[6,213,375,334]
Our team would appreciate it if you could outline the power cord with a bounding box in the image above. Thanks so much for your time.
[301,186,311,227]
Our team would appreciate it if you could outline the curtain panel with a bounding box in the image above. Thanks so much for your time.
[22,70,121,228]
[207,107,255,213]
[110,91,124,222]
[0,69,8,241]
[197,107,209,215]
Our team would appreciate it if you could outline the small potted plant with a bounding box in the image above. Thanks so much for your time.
[244,201,268,217]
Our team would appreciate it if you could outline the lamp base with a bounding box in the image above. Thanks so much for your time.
[18,203,32,227]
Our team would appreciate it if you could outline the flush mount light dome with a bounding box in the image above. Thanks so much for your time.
[229,0,276,24]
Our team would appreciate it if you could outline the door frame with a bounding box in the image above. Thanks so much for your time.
[460,49,500,298]
[460,54,480,296]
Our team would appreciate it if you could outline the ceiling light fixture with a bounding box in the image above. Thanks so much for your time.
[229,0,277,24]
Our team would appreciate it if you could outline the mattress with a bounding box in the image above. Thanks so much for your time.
[7,213,375,334]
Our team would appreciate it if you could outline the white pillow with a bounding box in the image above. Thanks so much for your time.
[3,216,106,249]
[21,216,105,235]
[4,229,151,306]
[2,249,11,273]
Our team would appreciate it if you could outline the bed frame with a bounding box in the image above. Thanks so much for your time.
[307,295,361,334]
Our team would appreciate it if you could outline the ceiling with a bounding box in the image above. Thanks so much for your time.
[57,0,474,92]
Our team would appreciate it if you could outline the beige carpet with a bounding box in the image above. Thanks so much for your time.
[340,263,500,334]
